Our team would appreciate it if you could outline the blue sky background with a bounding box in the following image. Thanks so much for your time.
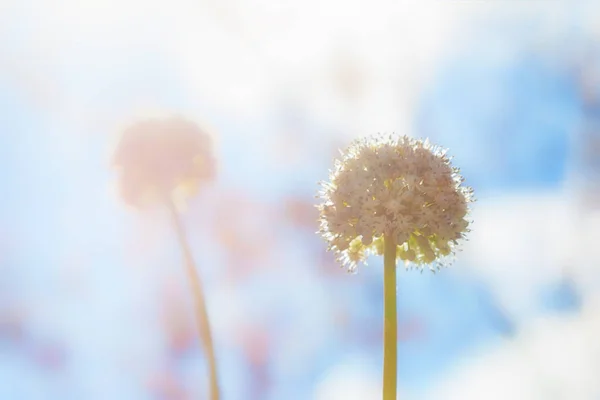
[2,2,600,399]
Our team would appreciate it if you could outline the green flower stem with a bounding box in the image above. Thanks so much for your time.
[168,200,220,400]
[383,234,397,400]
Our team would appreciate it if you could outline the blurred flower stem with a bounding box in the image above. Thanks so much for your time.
[167,199,220,400]
[383,234,397,400]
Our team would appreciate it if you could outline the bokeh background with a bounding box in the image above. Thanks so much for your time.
[2,1,600,399]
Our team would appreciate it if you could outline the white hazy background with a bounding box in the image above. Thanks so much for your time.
[2,1,600,399]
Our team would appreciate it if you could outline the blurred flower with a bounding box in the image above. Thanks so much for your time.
[113,114,220,399]
[0,308,24,343]
[211,190,276,281]
[317,134,473,271]
[283,196,319,231]
[113,115,215,208]
[147,369,189,400]
[160,282,196,357]
[30,340,67,371]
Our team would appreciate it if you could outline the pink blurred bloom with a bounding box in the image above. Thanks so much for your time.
[113,115,215,208]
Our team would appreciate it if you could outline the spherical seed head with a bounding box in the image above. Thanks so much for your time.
[113,115,216,208]
[317,134,474,272]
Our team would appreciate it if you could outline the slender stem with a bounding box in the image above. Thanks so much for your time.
[383,234,397,400]
[167,200,220,400]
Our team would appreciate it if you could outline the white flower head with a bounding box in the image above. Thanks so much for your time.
[113,115,216,209]
[317,134,474,272]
